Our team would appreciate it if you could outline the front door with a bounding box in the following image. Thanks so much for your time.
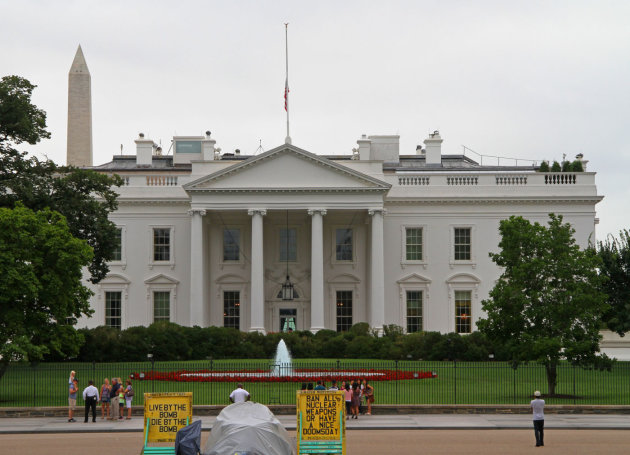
[279,308,297,332]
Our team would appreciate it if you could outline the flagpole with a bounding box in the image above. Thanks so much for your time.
[284,23,291,144]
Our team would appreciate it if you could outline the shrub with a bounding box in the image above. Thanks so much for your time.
[538,161,550,172]
[551,161,562,172]
[570,160,584,172]
[349,322,371,337]
[562,160,571,172]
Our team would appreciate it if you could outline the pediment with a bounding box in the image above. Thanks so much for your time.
[397,273,432,284]
[215,273,248,284]
[329,273,361,284]
[144,274,179,285]
[184,144,390,192]
[100,273,131,285]
[445,272,481,284]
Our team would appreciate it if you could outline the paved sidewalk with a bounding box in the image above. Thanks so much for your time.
[2,413,630,434]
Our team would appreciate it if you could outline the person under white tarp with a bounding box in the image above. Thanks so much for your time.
[202,402,296,455]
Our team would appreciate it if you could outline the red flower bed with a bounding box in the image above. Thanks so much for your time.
[130,368,437,383]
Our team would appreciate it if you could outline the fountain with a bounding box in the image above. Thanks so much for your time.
[271,339,293,376]
[133,339,437,383]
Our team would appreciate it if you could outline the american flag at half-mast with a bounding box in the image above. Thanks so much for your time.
[284,77,289,111]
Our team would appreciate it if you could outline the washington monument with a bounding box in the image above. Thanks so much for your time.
[67,45,93,167]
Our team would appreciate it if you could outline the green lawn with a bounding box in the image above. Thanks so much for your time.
[1,360,628,407]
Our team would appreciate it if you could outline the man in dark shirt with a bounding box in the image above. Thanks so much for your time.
[110,378,121,420]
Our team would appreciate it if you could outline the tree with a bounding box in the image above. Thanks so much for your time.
[0,75,122,282]
[0,75,50,144]
[598,230,630,336]
[0,205,94,374]
[478,214,611,396]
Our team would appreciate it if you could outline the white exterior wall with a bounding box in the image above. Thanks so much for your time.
[80,143,603,339]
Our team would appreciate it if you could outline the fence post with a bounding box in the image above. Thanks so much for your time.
[395,360,399,404]
[573,364,576,405]
[209,358,213,405]
[513,365,517,404]
[32,362,37,407]
[453,360,457,405]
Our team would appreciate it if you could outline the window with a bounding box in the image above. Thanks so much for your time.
[455,290,472,333]
[279,228,297,262]
[406,228,423,261]
[223,229,240,261]
[105,291,122,329]
[153,291,170,322]
[336,290,353,332]
[406,290,423,333]
[280,308,297,332]
[153,228,170,261]
[223,291,240,329]
[111,228,122,261]
[335,228,353,261]
[454,228,471,261]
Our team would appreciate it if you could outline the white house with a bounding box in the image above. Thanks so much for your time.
[80,131,602,339]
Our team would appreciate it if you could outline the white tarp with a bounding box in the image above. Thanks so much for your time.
[202,402,296,455]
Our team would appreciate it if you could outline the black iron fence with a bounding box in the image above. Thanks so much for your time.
[1,360,629,407]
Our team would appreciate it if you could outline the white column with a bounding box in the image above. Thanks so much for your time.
[369,209,386,335]
[248,209,267,333]
[188,209,206,326]
[308,209,327,333]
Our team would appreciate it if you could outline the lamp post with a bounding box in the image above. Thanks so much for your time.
[147,353,155,393]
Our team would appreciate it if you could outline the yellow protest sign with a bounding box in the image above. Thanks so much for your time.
[144,392,193,442]
[296,391,345,454]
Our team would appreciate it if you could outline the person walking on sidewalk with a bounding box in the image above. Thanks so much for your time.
[68,378,78,422]
[531,390,545,447]
[83,380,100,423]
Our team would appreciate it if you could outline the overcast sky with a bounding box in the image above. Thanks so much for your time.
[2,0,629,239]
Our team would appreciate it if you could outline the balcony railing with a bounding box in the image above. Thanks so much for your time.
[396,172,589,187]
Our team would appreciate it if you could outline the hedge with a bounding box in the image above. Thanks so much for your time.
[60,322,511,363]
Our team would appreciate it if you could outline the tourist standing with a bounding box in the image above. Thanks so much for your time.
[531,391,545,447]
[328,380,339,391]
[110,378,120,420]
[68,378,78,422]
[124,379,134,419]
[314,380,326,390]
[343,383,352,420]
[351,382,361,419]
[100,378,110,419]
[229,383,251,403]
[364,380,374,415]
[117,379,125,419]
[83,380,99,423]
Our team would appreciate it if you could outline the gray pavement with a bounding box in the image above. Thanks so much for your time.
[2,413,630,434]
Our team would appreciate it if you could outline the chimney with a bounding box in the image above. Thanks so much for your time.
[135,133,156,166]
[202,131,216,160]
[424,130,443,165]
[357,134,371,160]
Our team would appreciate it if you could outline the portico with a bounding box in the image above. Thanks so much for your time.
[183,144,391,334]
